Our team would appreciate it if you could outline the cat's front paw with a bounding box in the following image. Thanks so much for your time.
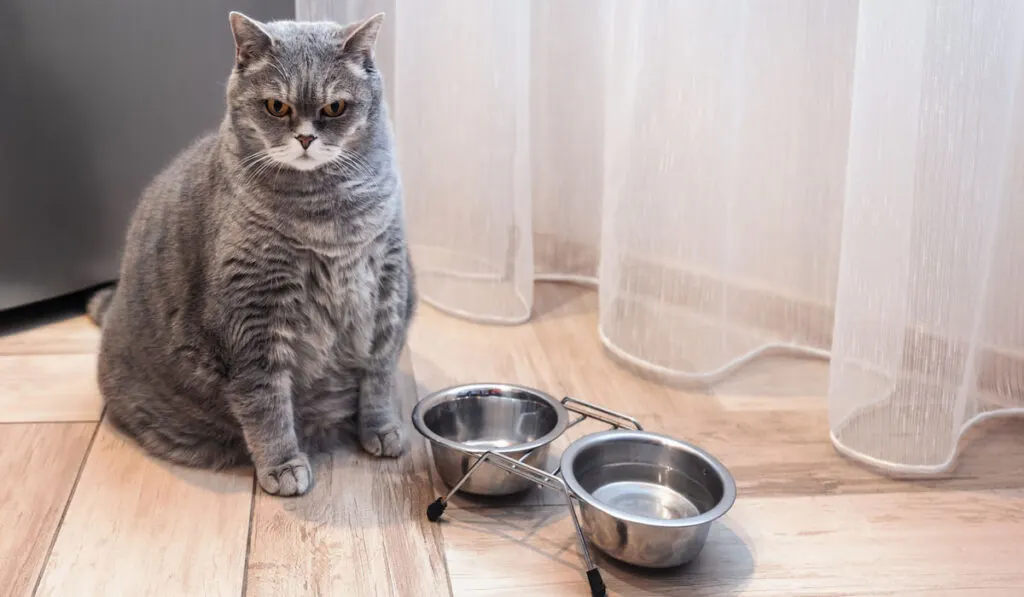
[257,453,313,496]
[360,424,406,458]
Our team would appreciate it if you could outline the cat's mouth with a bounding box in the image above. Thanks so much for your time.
[266,145,327,172]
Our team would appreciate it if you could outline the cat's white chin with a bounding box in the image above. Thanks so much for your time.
[267,143,332,172]
[285,155,324,171]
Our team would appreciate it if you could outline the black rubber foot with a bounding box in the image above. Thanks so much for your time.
[587,568,606,597]
[426,498,447,522]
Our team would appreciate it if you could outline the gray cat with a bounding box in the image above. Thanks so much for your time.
[87,12,415,496]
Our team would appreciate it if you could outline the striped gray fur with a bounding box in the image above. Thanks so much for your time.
[90,12,415,496]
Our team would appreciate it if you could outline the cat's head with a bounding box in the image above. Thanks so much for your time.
[225,12,385,173]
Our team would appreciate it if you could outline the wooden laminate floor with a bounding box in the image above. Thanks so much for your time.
[2,284,1023,597]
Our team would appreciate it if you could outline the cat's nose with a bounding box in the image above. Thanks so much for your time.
[295,134,316,150]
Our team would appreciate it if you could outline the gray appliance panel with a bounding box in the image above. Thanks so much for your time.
[0,0,294,310]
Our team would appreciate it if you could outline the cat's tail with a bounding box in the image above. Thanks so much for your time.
[86,285,117,327]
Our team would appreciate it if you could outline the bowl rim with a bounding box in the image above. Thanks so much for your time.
[560,429,737,528]
[411,382,569,454]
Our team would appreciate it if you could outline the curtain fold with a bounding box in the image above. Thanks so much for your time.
[599,1,856,377]
[298,0,1024,475]
[828,0,1024,474]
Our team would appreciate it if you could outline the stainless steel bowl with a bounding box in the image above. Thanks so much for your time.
[412,383,569,496]
[560,430,736,568]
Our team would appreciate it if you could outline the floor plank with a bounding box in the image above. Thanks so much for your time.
[245,353,451,597]
[0,316,99,356]
[0,355,103,423]
[439,491,1024,597]
[35,423,253,597]
[0,423,95,597]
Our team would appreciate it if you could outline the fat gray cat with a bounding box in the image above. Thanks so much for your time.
[87,12,414,497]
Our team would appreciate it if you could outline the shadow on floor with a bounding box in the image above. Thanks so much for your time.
[0,286,98,337]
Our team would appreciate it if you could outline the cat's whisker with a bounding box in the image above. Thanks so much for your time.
[239,153,278,187]
[332,162,379,193]
[239,153,270,174]
[272,161,285,189]
[249,160,279,186]
[331,154,368,177]
[335,152,388,195]
[237,152,272,177]
[239,151,268,166]
[331,151,376,180]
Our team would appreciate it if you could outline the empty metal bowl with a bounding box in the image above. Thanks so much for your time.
[412,383,568,496]
[560,430,736,568]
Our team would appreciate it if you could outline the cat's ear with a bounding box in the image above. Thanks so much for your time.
[341,13,385,57]
[229,12,273,69]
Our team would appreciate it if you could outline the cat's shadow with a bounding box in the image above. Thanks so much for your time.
[101,420,254,496]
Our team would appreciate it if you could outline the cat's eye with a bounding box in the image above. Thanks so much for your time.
[265,99,291,118]
[321,100,346,118]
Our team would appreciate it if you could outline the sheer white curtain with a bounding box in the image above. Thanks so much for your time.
[829,1,1024,474]
[298,0,1024,475]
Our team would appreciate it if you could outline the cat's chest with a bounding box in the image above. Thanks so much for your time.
[296,252,377,360]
